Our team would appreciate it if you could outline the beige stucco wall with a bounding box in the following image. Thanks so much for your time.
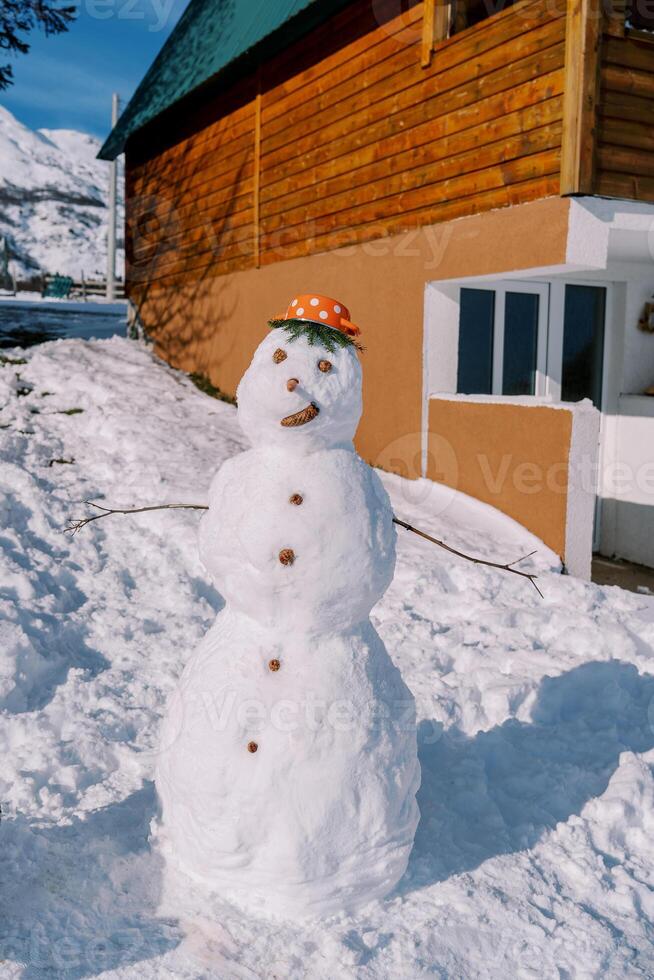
[427,399,574,558]
[132,196,571,478]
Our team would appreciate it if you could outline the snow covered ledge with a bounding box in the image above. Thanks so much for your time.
[425,396,601,580]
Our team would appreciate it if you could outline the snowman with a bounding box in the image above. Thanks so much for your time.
[155,294,420,918]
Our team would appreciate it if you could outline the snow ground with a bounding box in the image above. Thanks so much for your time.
[0,336,653,978]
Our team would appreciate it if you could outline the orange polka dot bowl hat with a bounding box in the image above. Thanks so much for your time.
[269,293,362,353]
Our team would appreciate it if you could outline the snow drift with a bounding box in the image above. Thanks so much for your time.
[0,334,653,976]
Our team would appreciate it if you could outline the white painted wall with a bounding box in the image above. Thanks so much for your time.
[620,269,654,395]
[586,265,654,565]
[424,281,459,395]
[566,401,601,580]
[600,396,654,568]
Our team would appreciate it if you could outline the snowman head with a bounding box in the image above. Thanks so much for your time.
[237,295,363,452]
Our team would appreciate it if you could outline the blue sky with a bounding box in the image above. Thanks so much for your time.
[1,0,188,139]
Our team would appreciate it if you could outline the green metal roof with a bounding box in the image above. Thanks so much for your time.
[99,0,351,160]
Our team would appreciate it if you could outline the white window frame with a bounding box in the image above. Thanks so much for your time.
[458,280,550,398]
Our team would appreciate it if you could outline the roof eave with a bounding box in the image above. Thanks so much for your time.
[97,0,354,161]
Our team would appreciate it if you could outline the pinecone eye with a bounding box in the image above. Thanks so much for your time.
[318,359,332,373]
[273,349,287,364]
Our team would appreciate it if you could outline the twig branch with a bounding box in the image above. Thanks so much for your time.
[392,517,543,598]
[64,501,208,535]
[64,500,543,597]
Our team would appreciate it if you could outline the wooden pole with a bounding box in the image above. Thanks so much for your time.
[560,0,604,195]
[106,93,119,300]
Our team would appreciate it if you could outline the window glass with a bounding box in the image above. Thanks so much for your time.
[561,285,606,408]
[462,0,518,30]
[628,1,654,30]
[457,288,494,394]
[502,291,539,396]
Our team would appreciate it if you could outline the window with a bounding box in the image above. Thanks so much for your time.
[502,291,540,396]
[561,285,606,409]
[455,281,608,406]
[457,288,494,394]
[422,0,519,65]
[627,1,654,31]
[461,0,518,31]
[457,283,548,397]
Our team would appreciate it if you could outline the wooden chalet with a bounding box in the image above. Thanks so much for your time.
[100,0,654,577]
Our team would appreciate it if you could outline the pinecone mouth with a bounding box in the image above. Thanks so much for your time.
[280,402,320,427]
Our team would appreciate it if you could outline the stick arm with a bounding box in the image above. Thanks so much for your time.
[64,501,543,597]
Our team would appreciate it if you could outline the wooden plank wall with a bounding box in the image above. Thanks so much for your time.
[125,74,258,286]
[125,0,566,290]
[595,14,654,201]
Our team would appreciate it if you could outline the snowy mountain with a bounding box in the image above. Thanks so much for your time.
[0,103,124,280]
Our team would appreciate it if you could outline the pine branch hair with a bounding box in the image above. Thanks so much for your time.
[268,318,364,354]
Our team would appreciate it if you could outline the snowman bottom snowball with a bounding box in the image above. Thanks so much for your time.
[154,295,421,918]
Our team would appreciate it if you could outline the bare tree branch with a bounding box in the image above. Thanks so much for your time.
[64,501,543,596]
[64,501,208,535]
[392,517,543,598]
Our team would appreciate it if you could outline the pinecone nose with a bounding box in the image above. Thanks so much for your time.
[286,378,299,392]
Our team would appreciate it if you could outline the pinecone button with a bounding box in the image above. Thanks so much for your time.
[247,741,258,753]
[279,548,295,566]
[289,493,303,506]
[268,659,281,672]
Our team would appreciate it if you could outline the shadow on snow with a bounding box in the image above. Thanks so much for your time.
[0,782,181,977]
[405,660,654,891]
[2,661,654,973]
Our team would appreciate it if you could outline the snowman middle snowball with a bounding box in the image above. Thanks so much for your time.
[155,316,421,918]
